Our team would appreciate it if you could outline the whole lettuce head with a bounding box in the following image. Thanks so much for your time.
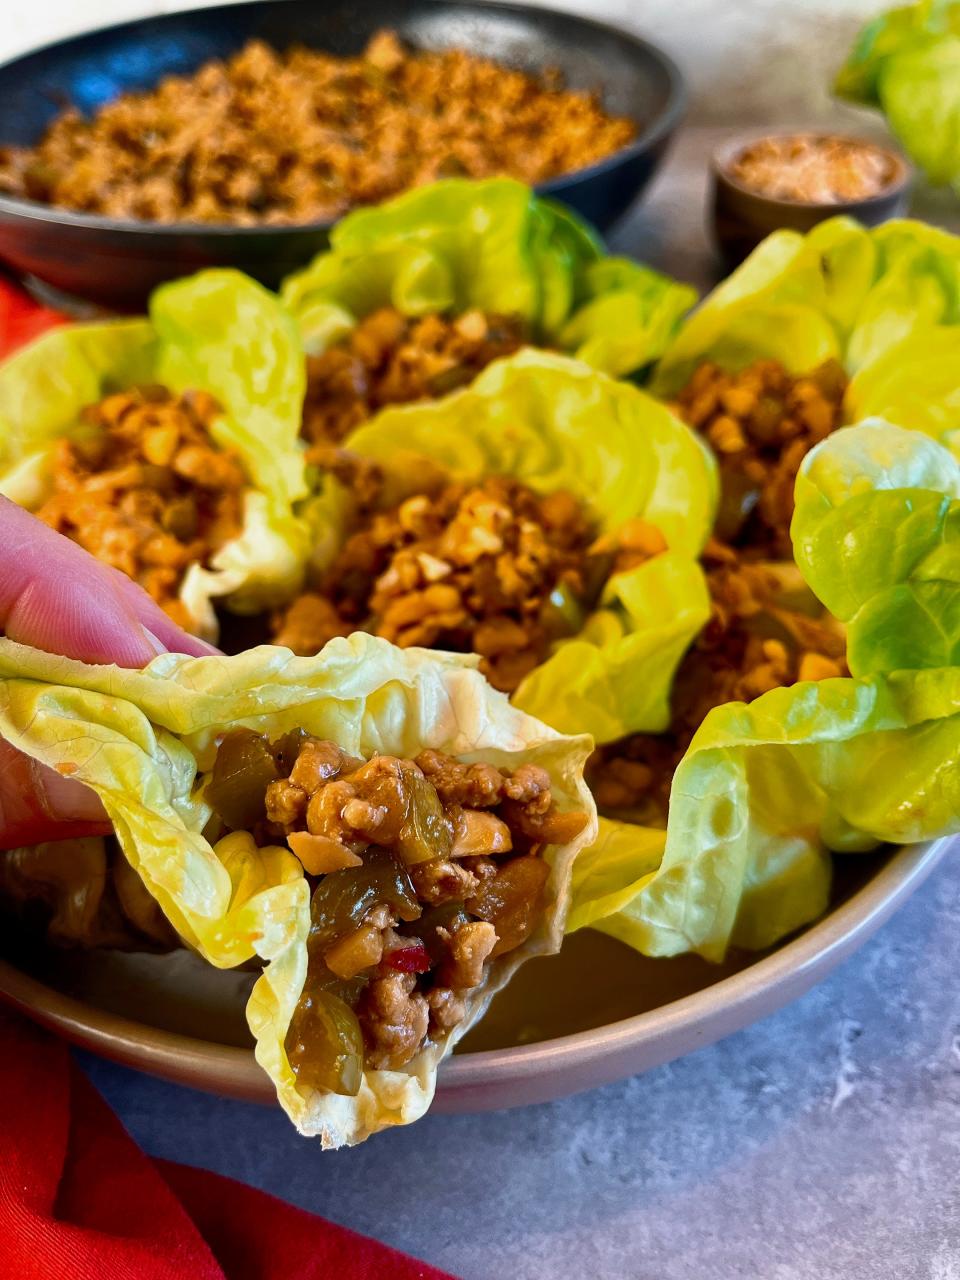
[308,349,718,743]
[0,634,596,1145]
[836,0,960,191]
[281,178,696,378]
[569,417,960,962]
[0,270,311,637]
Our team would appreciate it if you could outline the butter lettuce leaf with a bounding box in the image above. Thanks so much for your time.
[652,218,960,401]
[586,667,960,961]
[0,270,309,633]
[0,634,595,1146]
[514,552,710,739]
[846,327,960,440]
[836,1,960,190]
[312,351,716,742]
[281,178,695,376]
[793,419,960,674]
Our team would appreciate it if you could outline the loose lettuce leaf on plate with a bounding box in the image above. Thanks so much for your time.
[281,178,695,376]
[793,418,960,673]
[0,270,310,633]
[311,350,717,742]
[651,218,960,402]
[0,634,595,1146]
[836,1,960,190]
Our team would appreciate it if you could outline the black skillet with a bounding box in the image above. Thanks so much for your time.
[0,0,685,311]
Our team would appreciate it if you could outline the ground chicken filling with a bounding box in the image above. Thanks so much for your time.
[0,836,177,952]
[589,537,848,822]
[34,386,246,631]
[272,470,667,692]
[0,32,637,225]
[301,308,528,453]
[587,355,851,816]
[204,729,588,1093]
[670,357,848,559]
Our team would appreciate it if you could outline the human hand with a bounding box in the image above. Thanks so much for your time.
[0,497,217,849]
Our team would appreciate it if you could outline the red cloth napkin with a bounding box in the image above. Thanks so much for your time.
[0,280,457,1279]
[0,1012,456,1280]
[0,277,67,353]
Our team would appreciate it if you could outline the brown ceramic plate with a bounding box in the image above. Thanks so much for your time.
[0,837,950,1113]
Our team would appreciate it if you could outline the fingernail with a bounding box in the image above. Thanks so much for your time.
[141,627,167,657]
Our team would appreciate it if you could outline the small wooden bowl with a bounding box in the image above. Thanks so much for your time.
[711,132,913,268]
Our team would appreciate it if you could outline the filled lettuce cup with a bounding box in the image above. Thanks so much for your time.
[649,217,960,556]
[0,634,595,1144]
[0,270,310,639]
[569,416,960,960]
[271,350,718,744]
[553,218,960,962]
[280,178,696,456]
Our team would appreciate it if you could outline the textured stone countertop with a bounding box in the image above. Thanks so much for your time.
[83,129,960,1280]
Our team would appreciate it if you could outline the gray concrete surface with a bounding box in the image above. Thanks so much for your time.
[82,851,960,1280]
[82,129,960,1279]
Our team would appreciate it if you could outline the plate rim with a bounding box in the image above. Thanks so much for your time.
[0,836,951,1109]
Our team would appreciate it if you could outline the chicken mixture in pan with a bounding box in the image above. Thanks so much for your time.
[0,33,636,225]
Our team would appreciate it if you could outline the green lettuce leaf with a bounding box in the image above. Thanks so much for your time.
[652,218,960,404]
[583,666,960,961]
[513,552,709,739]
[281,178,695,376]
[566,817,665,935]
[0,633,595,1145]
[559,257,698,377]
[793,418,960,674]
[836,1,960,190]
[651,218,876,395]
[0,270,310,631]
[846,327,960,440]
[311,351,717,742]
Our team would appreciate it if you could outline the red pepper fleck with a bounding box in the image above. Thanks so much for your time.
[383,941,431,974]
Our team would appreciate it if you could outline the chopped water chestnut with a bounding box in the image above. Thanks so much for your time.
[202,729,588,1084]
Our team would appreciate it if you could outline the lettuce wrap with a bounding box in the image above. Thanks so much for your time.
[0,270,310,637]
[651,217,960,416]
[836,0,960,192]
[569,417,960,960]
[301,349,717,743]
[281,178,696,378]
[0,634,595,1145]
